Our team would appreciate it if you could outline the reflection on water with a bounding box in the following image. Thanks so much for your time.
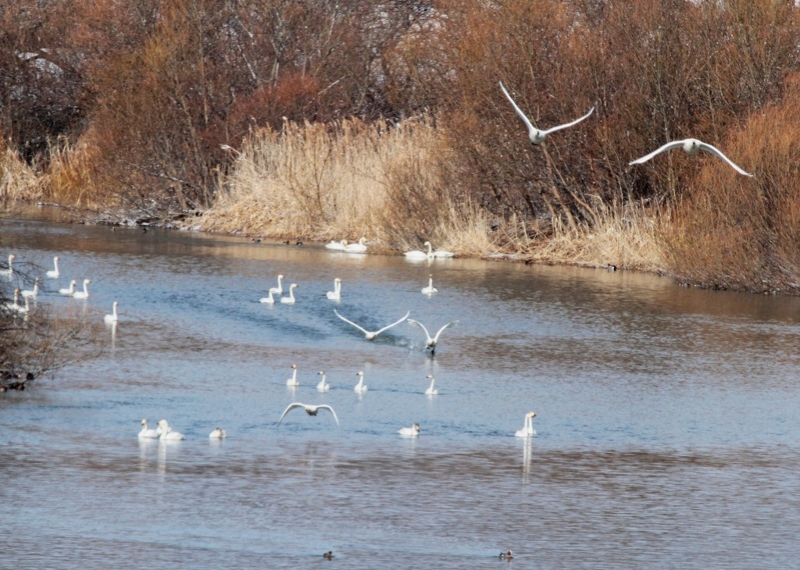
[2,213,800,568]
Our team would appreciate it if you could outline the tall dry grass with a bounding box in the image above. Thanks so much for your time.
[0,148,42,201]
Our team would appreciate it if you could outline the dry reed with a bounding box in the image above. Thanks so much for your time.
[0,148,43,201]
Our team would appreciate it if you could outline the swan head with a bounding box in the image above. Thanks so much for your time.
[278,274,284,279]
[291,364,297,370]
[426,374,434,379]
[412,423,420,432]
[527,412,536,419]
[683,139,702,154]
[141,419,148,426]
[356,371,363,377]
[318,370,325,375]
[84,279,91,284]
[290,283,298,289]
[9,254,15,261]
[53,256,59,261]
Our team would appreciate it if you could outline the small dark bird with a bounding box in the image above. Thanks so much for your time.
[499,550,513,560]
[323,551,334,560]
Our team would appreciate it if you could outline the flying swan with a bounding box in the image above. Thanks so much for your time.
[500,81,594,145]
[326,278,342,301]
[629,138,753,177]
[515,412,537,437]
[280,283,298,304]
[317,370,331,392]
[398,423,420,437]
[46,256,60,278]
[334,309,410,340]
[277,403,340,426]
[407,318,459,355]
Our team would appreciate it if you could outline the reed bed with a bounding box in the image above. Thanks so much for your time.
[0,148,43,202]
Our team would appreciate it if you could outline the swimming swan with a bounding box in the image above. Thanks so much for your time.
[334,309,410,340]
[286,364,300,387]
[104,301,118,324]
[515,412,537,437]
[425,374,438,396]
[344,237,368,253]
[209,427,227,439]
[157,419,185,440]
[407,318,459,355]
[273,274,284,294]
[354,371,368,393]
[404,241,433,260]
[277,403,340,426]
[326,278,342,301]
[59,280,76,295]
[280,283,298,304]
[500,81,594,145]
[21,278,39,299]
[260,287,279,304]
[629,138,753,177]
[1,254,15,277]
[138,419,160,439]
[46,256,60,278]
[3,288,20,311]
[421,275,438,295]
[398,423,420,437]
[317,370,331,392]
[431,245,454,258]
[72,279,91,299]
[325,239,348,251]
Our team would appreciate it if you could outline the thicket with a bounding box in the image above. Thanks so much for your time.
[3,0,800,290]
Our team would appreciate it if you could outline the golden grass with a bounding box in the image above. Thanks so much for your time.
[0,148,43,201]
[45,139,102,207]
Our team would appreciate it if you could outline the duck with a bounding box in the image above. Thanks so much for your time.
[500,81,594,145]
[629,138,753,176]
[499,550,514,560]
[277,403,340,426]
[1,254,15,277]
[344,237,368,253]
[407,318,459,355]
[286,364,300,387]
[404,241,433,260]
[72,279,91,299]
[259,287,278,304]
[323,551,334,560]
[317,370,330,392]
[157,419,185,440]
[421,275,438,295]
[354,371,368,393]
[326,278,342,300]
[398,423,420,437]
[280,283,298,304]
[209,427,227,439]
[138,419,160,439]
[334,309,410,340]
[424,374,438,396]
[104,301,118,324]
[21,278,39,299]
[515,412,536,437]
[58,280,76,295]
[46,256,60,278]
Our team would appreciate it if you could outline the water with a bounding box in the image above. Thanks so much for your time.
[2,214,800,568]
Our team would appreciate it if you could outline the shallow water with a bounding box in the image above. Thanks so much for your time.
[2,215,800,568]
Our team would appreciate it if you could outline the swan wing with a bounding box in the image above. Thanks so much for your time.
[374,311,411,335]
[499,81,538,139]
[407,318,432,341]
[318,405,340,426]
[540,107,595,135]
[333,309,370,335]
[629,140,688,165]
[697,142,753,177]
[277,403,305,425]
[433,320,460,342]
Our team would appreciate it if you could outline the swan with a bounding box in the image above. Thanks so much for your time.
[354,371,368,393]
[421,275,438,295]
[1,254,15,277]
[46,256,60,278]
[273,274,284,294]
[59,279,76,295]
[326,278,342,301]
[286,363,300,387]
[515,412,537,437]
[424,374,438,396]
[260,287,279,304]
[157,419,185,440]
[325,239,348,251]
[209,427,227,439]
[500,81,594,145]
[280,283,298,304]
[344,237,368,254]
[407,318,459,355]
[317,370,330,392]
[104,301,118,323]
[404,241,433,260]
[277,403,340,426]
[398,423,420,436]
[3,288,20,311]
[629,138,753,177]
[138,419,160,439]
[72,278,91,299]
[334,309,410,340]
[432,246,454,258]
[14,294,30,315]
[21,278,39,299]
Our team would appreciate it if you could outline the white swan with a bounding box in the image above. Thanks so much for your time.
[157,419,185,440]
[344,237,368,254]
[1,254,15,277]
[280,283,298,304]
[354,371,368,393]
[334,309,410,340]
[326,278,342,301]
[432,246,454,258]
[59,280,76,295]
[15,294,30,315]
[404,241,433,260]
[515,412,537,437]
[286,363,300,387]
[424,374,438,396]
[421,275,438,295]
[21,278,39,299]
[273,274,284,294]
[138,419,160,439]
[277,402,340,426]
[407,318,459,355]
[500,81,594,145]
[209,427,227,439]
[398,423,420,437]
[317,370,330,392]
[104,301,118,324]
[46,256,60,278]
[260,287,279,304]
[325,239,348,251]
[629,138,753,177]
[3,288,20,311]
[72,278,91,299]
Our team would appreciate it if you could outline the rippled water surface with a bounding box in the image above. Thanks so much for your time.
[2,214,800,568]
